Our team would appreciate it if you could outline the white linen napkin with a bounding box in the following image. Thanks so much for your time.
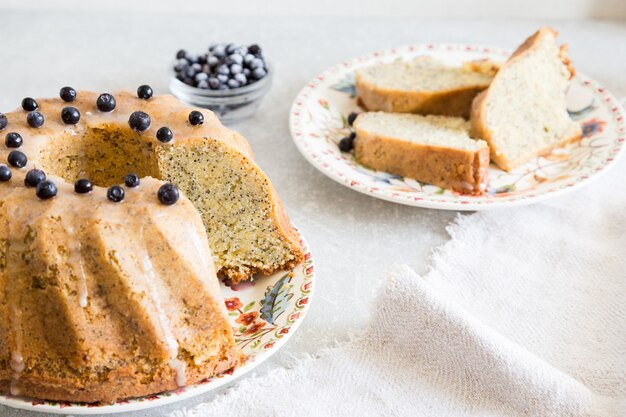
[170,144,626,415]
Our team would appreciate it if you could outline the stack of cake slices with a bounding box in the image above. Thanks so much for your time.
[353,27,581,195]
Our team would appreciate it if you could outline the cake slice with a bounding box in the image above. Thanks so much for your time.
[354,112,490,195]
[470,28,582,171]
[355,56,497,118]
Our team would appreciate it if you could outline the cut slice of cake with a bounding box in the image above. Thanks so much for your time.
[354,112,490,195]
[470,27,582,171]
[355,56,497,118]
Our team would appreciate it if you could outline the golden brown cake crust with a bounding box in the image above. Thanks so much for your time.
[0,345,242,404]
[354,128,489,195]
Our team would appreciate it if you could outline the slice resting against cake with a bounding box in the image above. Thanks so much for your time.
[355,56,497,118]
[354,112,489,195]
[470,27,582,171]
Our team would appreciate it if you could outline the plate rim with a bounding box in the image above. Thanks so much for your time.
[289,42,626,211]
[0,230,316,415]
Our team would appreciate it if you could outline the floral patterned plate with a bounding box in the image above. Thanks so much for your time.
[0,232,315,415]
[289,44,626,210]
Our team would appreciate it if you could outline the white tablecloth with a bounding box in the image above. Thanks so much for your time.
[0,11,624,416]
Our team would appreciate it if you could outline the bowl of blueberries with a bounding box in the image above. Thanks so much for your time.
[169,43,271,124]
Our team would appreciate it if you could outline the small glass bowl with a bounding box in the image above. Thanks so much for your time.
[168,64,273,124]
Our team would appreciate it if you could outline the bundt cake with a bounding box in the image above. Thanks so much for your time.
[0,88,304,402]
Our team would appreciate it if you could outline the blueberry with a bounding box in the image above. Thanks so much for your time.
[234,73,247,85]
[61,106,81,124]
[243,54,255,65]
[21,97,38,111]
[59,86,77,102]
[212,45,226,58]
[188,111,204,126]
[195,72,209,82]
[228,54,243,65]
[124,173,140,188]
[252,68,267,80]
[137,85,153,100]
[208,77,221,90]
[347,112,359,126]
[174,58,189,71]
[216,64,230,75]
[0,164,11,181]
[230,64,242,75]
[158,183,179,205]
[243,68,251,77]
[74,178,93,194]
[183,77,195,86]
[197,80,209,89]
[0,113,7,131]
[156,126,173,143]
[128,111,151,132]
[24,169,46,187]
[7,150,27,168]
[234,46,248,56]
[250,58,264,69]
[197,54,207,65]
[190,63,201,73]
[248,44,262,55]
[27,111,44,128]
[97,93,116,112]
[225,43,237,54]
[185,52,198,64]
[176,49,186,59]
[339,136,355,152]
[218,84,229,90]
[227,79,240,89]
[207,55,220,67]
[36,180,57,200]
[107,185,125,202]
[184,66,197,78]
[5,132,22,148]
[217,74,229,83]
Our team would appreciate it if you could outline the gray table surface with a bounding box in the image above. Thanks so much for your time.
[0,10,624,416]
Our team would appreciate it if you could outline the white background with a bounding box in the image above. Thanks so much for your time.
[1,0,625,19]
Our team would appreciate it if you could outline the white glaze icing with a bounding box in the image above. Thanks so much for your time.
[65,225,89,308]
[74,241,89,308]
[9,306,24,396]
[138,223,186,387]
[5,203,25,396]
